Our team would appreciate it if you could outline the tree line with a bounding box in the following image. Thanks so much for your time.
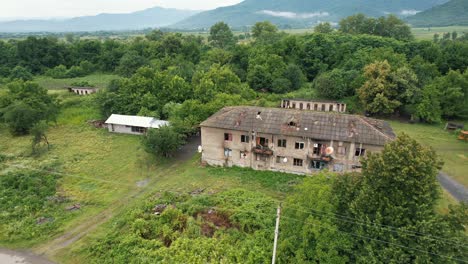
[1,14,467,141]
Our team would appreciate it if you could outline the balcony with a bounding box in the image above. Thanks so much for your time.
[308,154,332,162]
[252,145,274,156]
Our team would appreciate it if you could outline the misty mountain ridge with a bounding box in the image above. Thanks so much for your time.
[172,0,449,29]
[0,7,200,32]
[0,0,459,32]
[406,0,468,27]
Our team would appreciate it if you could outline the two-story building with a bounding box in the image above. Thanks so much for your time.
[200,106,395,174]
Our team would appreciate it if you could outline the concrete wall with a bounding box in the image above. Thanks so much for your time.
[282,99,346,113]
[107,124,147,135]
[201,126,384,175]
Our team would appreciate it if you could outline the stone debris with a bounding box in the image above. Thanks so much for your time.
[153,204,167,215]
[36,217,54,225]
[66,204,81,211]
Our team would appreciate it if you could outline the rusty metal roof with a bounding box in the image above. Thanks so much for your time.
[200,106,395,146]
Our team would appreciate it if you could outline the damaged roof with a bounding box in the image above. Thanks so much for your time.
[201,106,395,146]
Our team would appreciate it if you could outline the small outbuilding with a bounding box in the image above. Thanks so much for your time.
[105,114,169,135]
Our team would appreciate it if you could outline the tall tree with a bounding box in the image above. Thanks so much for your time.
[209,22,235,49]
[142,126,185,158]
[358,60,401,115]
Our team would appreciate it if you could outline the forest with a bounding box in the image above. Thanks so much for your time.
[0,14,467,263]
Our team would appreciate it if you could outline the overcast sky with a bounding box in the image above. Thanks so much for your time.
[0,0,244,20]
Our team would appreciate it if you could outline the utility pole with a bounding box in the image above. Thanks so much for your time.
[272,204,281,264]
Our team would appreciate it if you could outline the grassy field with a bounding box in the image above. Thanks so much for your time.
[34,73,119,90]
[390,121,468,187]
[412,26,468,40]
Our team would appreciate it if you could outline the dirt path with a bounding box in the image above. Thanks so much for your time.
[0,248,54,264]
[34,136,200,260]
[438,172,468,202]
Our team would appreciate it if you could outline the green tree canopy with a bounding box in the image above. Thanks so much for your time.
[142,126,185,158]
[209,22,235,49]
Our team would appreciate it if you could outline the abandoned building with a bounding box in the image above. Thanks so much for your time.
[200,106,395,174]
[105,114,169,135]
[281,99,347,113]
[67,86,99,95]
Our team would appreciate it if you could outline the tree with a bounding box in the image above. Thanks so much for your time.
[0,81,59,135]
[357,60,401,115]
[209,22,235,49]
[314,69,358,99]
[116,51,148,77]
[2,101,40,135]
[416,84,442,123]
[314,22,334,33]
[251,21,278,39]
[31,120,50,153]
[342,134,468,262]
[142,126,185,158]
[9,66,33,81]
[339,14,413,41]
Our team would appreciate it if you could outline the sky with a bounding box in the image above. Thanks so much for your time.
[0,0,244,20]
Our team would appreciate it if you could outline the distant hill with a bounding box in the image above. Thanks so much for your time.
[0,7,200,33]
[406,0,468,27]
[172,0,449,29]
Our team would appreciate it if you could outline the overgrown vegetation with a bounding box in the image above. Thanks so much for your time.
[0,169,75,246]
[85,189,277,263]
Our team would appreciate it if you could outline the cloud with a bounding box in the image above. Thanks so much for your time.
[258,10,329,19]
[400,10,420,16]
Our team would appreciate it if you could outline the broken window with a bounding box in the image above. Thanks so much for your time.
[257,137,269,147]
[224,133,233,141]
[311,160,326,170]
[313,143,323,155]
[256,154,268,161]
[295,142,305,150]
[321,104,326,111]
[300,103,303,110]
[240,151,247,159]
[355,148,366,157]
[276,156,286,163]
[224,148,232,157]
[329,105,333,111]
[314,104,318,111]
[293,159,303,167]
[241,135,249,143]
[277,139,287,148]
[307,103,311,110]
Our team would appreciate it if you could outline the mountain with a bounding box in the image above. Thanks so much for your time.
[406,0,468,27]
[172,0,449,29]
[0,7,200,32]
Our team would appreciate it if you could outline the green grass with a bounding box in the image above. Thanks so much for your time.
[412,26,468,40]
[389,121,468,187]
[34,73,119,90]
[0,97,303,252]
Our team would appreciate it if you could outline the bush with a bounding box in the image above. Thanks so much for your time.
[45,65,68,79]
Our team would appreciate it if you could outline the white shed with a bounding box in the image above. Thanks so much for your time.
[105,114,169,135]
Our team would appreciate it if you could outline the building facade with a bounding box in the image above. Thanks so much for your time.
[200,107,395,174]
[105,114,169,135]
[67,86,99,95]
[281,99,347,113]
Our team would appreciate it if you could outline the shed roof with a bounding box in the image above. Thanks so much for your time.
[105,114,169,129]
[201,106,395,146]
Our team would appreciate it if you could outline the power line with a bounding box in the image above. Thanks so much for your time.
[216,207,468,264]
[215,194,467,248]
[283,203,468,249]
